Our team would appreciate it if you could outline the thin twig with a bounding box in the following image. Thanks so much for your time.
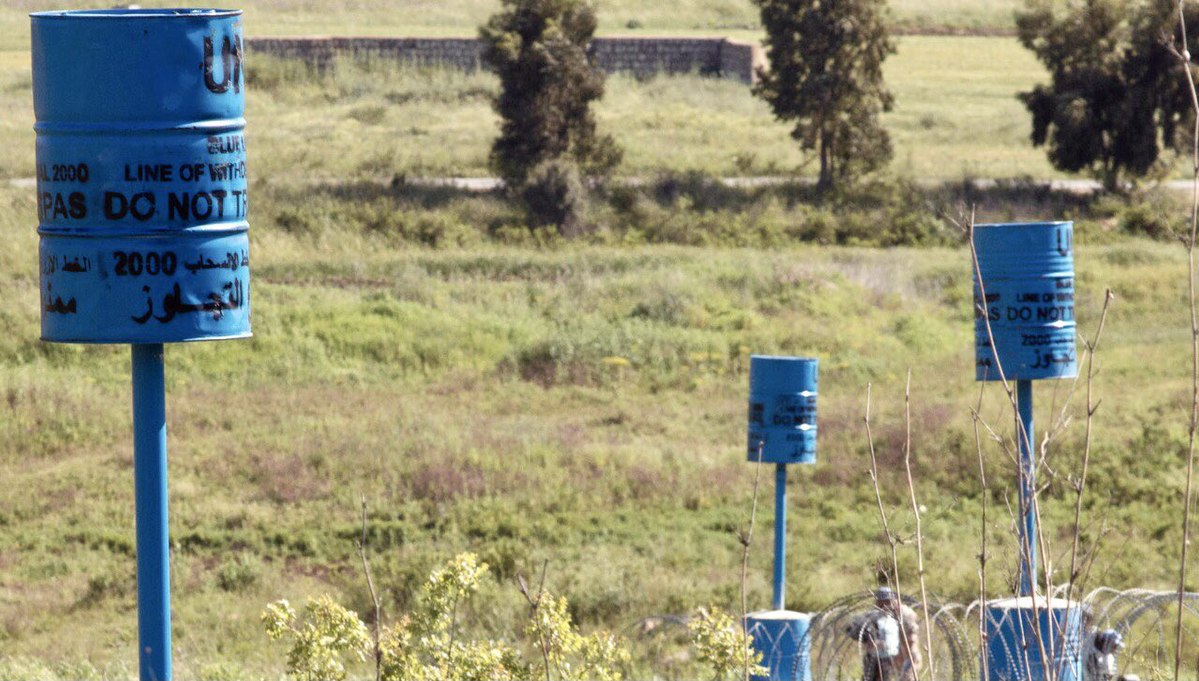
[358,495,382,681]
[865,383,900,569]
[1168,6,1199,680]
[1065,290,1114,604]
[973,377,991,681]
[902,370,934,681]
[518,560,553,681]
[740,441,766,681]
[864,383,907,631]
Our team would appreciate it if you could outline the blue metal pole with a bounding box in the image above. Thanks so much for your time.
[773,463,787,611]
[1017,379,1037,597]
[132,343,171,681]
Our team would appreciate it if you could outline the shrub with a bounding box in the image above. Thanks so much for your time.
[480,0,622,232]
[263,553,634,681]
[262,595,371,681]
[688,606,768,681]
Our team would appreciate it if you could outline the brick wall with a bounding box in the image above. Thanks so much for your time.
[245,36,764,83]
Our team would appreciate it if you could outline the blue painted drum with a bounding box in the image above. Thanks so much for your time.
[973,222,1076,381]
[983,598,1083,681]
[746,610,812,681]
[748,356,817,465]
[32,9,250,343]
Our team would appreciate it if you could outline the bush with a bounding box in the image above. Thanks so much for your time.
[481,0,623,234]
[520,160,591,237]
[263,595,371,681]
[216,553,263,592]
[688,607,767,681]
[263,553,631,681]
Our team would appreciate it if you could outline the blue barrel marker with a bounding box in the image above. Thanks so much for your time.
[973,223,1080,681]
[745,356,817,681]
[984,598,1084,681]
[31,10,250,680]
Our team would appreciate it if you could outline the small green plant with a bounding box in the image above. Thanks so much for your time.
[524,590,629,681]
[216,553,263,592]
[265,553,533,681]
[379,553,528,681]
[262,595,372,681]
[688,607,767,681]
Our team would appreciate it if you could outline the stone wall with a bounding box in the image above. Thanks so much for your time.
[245,36,764,83]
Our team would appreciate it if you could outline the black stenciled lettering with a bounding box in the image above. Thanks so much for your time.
[168,192,188,220]
[129,193,155,221]
[104,192,155,221]
[40,163,89,184]
[211,189,228,218]
[39,192,86,221]
[168,191,220,220]
[68,192,86,219]
[192,192,214,219]
[112,250,179,277]
[203,34,243,95]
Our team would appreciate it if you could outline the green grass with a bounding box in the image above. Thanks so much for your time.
[1,6,1195,677]
[2,0,1020,53]
[0,35,1055,182]
[240,35,1054,181]
[1,167,1198,676]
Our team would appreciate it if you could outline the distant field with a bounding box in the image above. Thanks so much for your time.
[0,35,1054,182]
[1,169,1196,676]
[1,0,1020,51]
[0,1,1053,183]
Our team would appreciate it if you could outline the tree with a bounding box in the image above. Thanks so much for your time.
[480,0,622,234]
[752,0,896,191]
[1016,0,1199,191]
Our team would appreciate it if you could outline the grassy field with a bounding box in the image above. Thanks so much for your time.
[240,35,1053,183]
[1,0,1020,52]
[1,173,1197,677]
[3,2,1197,679]
[0,34,1054,182]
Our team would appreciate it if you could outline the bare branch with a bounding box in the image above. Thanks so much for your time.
[517,560,554,681]
[1065,290,1114,608]
[901,370,934,680]
[1169,5,1199,681]
[357,495,382,681]
[742,441,766,681]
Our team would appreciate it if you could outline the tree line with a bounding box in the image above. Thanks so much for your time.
[480,0,1199,233]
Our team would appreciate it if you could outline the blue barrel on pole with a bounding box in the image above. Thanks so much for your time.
[33,9,250,344]
[973,222,1076,382]
[746,611,812,681]
[747,356,817,464]
[973,222,1075,600]
[745,355,815,681]
[31,10,250,681]
[971,222,1083,675]
[983,598,1084,681]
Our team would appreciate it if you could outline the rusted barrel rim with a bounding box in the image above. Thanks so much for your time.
[32,9,241,19]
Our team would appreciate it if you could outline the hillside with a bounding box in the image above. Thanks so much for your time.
[2,1,1196,678]
[2,173,1196,675]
